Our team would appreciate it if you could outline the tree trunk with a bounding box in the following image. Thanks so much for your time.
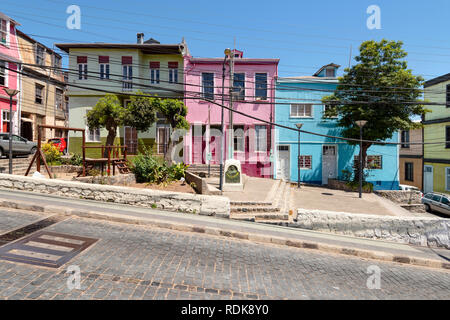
[164,136,174,164]
[104,123,117,158]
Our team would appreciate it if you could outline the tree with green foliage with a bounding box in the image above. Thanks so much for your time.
[322,39,426,182]
[86,92,157,156]
[154,98,189,163]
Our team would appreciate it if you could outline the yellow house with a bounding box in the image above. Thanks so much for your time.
[423,74,450,194]
[16,30,67,142]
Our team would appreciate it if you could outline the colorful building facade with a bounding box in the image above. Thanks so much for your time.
[17,30,68,142]
[183,50,279,178]
[423,74,450,194]
[56,35,187,157]
[0,12,21,136]
[274,64,400,190]
[399,124,423,190]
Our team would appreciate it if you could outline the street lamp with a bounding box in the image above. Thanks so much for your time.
[296,123,303,189]
[219,48,231,191]
[355,120,368,198]
[3,88,20,175]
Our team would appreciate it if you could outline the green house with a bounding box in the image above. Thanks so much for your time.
[56,34,188,159]
[423,74,450,194]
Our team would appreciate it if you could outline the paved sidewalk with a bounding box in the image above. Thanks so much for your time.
[290,185,432,217]
[0,188,449,270]
[206,176,278,202]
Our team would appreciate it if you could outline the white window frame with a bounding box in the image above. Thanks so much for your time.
[100,63,110,80]
[150,68,160,84]
[78,63,87,80]
[122,65,133,91]
[233,125,245,153]
[290,104,313,118]
[255,73,268,100]
[255,125,267,152]
[354,155,382,169]
[446,167,450,191]
[0,61,7,87]
[169,68,178,84]
[85,110,101,142]
[299,155,312,170]
[0,19,9,47]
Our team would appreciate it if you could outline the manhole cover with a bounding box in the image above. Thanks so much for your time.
[0,231,97,268]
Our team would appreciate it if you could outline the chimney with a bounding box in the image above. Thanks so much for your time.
[137,33,144,44]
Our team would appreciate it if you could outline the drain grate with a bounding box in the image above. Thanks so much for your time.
[0,216,67,246]
[0,231,98,268]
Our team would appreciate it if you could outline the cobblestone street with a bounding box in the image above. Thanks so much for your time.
[0,208,449,300]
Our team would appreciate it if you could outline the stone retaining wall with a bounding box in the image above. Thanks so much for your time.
[375,190,422,204]
[0,173,230,218]
[73,173,136,186]
[292,208,449,248]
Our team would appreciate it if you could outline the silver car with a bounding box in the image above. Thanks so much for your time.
[422,192,450,216]
[0,134,37,158]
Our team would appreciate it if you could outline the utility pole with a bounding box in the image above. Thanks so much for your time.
[228,50,234,159]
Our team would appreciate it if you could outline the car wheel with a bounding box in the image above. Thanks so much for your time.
[0,148,3,158]
[30,147,37,155]
[424,203,432,213]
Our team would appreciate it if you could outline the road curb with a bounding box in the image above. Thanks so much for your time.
[1,198,449,271]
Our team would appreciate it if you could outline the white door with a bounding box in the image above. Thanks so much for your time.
[276,145,290,181]
[322,145,337,185]
[424,165,433,193]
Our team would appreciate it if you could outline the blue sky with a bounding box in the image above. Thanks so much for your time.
[3,0,450,80]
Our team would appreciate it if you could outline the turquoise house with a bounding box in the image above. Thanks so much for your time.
[274,64,399,190]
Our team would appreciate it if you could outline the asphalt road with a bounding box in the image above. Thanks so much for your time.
[0,208,449,300]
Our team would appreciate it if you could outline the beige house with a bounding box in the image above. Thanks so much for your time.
[16,30,67,142]
[399,123,423,190]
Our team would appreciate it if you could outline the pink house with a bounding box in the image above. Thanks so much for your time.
[0,12,21,134]
[183,50,278,178]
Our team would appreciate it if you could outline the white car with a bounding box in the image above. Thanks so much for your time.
[399,184,423,198]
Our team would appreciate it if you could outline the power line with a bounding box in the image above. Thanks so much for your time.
[4,63,448,147]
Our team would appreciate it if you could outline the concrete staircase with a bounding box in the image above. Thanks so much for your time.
[230,179,292,225]
[187,164,220,177]
[0,156,38,176]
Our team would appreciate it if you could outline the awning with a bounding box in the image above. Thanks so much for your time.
[21,117,33,123]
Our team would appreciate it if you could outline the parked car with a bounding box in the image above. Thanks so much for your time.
[0,134,37,157]
[399,184,423,198]
[47,137,67,154]
[421,192,450,216]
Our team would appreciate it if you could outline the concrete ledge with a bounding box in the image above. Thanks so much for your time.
[0,173,230,218]
[0,197,448,271]
[293,208,450,248]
